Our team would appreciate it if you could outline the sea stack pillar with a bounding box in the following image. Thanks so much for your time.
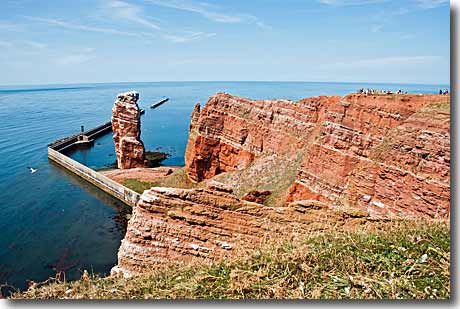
[111,91,147,169]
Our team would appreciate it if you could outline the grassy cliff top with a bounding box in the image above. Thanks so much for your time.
[10,219,449,300]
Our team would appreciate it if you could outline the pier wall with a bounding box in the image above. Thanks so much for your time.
[48,122,113,153]
[47,109,145,207]
[48,148,140,207]
[48,140,141,207]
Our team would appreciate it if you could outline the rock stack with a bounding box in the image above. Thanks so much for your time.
[111,91,148,169]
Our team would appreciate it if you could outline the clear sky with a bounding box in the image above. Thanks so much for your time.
[0,0,450,85]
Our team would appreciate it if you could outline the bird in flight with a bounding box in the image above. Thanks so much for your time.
[28,167,37,174]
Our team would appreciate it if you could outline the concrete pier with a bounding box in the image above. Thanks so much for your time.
[49,108,144,153]
[47,118,145,207]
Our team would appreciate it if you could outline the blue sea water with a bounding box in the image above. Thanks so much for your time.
[0,81,449,292]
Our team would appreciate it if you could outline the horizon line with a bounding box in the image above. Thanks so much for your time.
[0,79,451,88]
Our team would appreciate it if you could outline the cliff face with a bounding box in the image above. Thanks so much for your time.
[113,92,449,276]
[114,183,260,275]
[112,181,354,276]
[112,91,148,169]
[289,94,450,218]
[185,92,450,219]
[343,101,450,218]
[185,93,340,182]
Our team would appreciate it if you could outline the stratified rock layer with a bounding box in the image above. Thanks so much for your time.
[115,184,272,275]
[114,92,450,277]
[114,183,351,276]
[346,102,450,218]
[185,92,450,219]
[112,91,147,169]
[185,93,340,182]
[116,185,255,274]
[288,94,450,218]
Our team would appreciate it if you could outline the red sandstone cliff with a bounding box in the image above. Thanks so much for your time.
[185,93,340,182]
[288,94,450,218]
[113,183,267,275]
[185,92,450,219]
[112,91,148,169]
[113,91,449,277]
[112,182,351,276]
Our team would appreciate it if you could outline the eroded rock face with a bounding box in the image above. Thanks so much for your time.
[185,92,450,219]
[288,94,450,218]
[114,181,362,275]
[112,91,148,169]
[115,184,276,274]
[114,92,450,276]
[347,102,450,218]
[242,190,271,204]
[185,93,339,182]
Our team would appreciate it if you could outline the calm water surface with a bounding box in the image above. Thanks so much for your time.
[0,81,448,292]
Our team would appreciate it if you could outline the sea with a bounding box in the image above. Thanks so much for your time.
[0,81,449,292]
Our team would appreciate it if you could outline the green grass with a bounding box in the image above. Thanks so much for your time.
[153,167,197,189]
[423,101,450,114]
[10,219,449,299]
[122,179,155,194]
[123,168,197,194]
[213,152,304,207]
[94,161,118,172]
[94,166,116,172]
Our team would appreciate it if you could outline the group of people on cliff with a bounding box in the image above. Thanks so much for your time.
[358,88,406,95]
[439,89,449,95]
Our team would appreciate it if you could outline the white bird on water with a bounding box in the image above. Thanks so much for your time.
[28,167,37,174]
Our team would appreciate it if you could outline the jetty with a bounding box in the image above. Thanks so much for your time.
[47,110,146,207]
[48,110,144,153]
[150,97,169,109]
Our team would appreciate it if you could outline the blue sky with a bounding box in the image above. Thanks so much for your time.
[0,0,450,85]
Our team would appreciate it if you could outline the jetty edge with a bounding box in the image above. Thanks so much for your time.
[150,97,169,109]
[47,108,146,207]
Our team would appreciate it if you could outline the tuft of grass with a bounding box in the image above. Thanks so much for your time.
[212,152,304,207]
[122,179,155,194]
[123,168,197,193]
[10,219,449,299]
[153,167,197,189]
[422,101,450,114]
